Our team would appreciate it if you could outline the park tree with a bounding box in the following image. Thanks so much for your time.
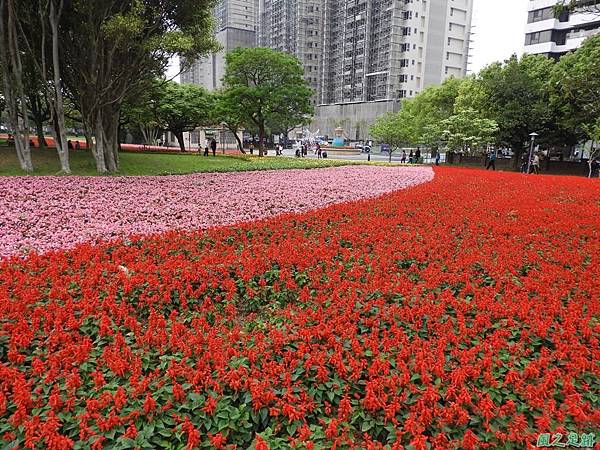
[212,90,246,154]
[23,59,50,151]
[400,76,464,145]
[121,79,163,146]
[370,112,413,162]
[153,81,213,153]
[57,0,220,172]
[222,47,313,156]
[11,0,72,172]
[0,0,33,172]
[551,34,600,141]
[438,108,498,154]
[456,54,556,168]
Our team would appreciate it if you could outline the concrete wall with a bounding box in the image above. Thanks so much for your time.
[312,100,400,140]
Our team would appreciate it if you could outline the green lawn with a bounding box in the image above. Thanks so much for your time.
[0,146,357,176]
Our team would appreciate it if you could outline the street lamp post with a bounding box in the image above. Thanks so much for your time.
[221,123,226,155]
[527,132,539,174]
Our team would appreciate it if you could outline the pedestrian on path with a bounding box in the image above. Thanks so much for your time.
[486,151,496,170]
[435,152,441,166]
[415,148,421,163]
[520,152,529,173]
[532,153,540,174]
[409,150,414,164]
[203,138,209,156]
[210,138,217,157]
[401,150,406,163]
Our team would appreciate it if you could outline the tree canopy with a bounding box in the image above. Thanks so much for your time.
[551,33,600,140]
[438,109,498,154]
[221,47,314,156]
[152,81,213,152]
[212,90,247,153]
[2,0,220,173]
[369,112,412,162]
[455,54,556,164]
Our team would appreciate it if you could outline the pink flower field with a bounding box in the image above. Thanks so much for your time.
[0,166,432,257]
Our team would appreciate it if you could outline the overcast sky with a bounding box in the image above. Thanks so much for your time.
[167,0,529,80]
[470,0,528,73]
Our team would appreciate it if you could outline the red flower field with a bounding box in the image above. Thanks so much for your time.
[0,167,599,449]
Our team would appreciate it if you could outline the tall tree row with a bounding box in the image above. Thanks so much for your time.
[1,0,219,173]
[0,0,32,171]
[370,34,600,172]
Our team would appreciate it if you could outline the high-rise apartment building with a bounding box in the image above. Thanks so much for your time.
[258,0,325,104]
[181,0,258,90]
[183,0,473,140]
[524,0,600,58]
[313,0,473,138]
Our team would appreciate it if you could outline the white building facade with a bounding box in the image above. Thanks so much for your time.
[314,0,474,138]
[524,0,600,57]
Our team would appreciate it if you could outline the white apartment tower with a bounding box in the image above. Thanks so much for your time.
[524,0,600,57]
[258,0,325,104]
[314,0,474,138]
[181,0,258,90]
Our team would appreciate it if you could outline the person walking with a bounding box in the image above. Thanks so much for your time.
[532,153,540,174]
[203,138,209,156]
[409,150,414,164]
[415,148,421,164]
[401,150,407,164]
[520,152,529,173]
[435,151,441,166]
[486,151,496,170]
[316,142,322,159]
[210,138,217,157]
[249,143,254,155]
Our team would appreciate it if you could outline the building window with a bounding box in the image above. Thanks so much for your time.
[527,6,557,23]
[525,30,552,45]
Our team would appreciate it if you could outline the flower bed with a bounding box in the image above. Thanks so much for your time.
[0,166,432,258]
[0,168,598,449]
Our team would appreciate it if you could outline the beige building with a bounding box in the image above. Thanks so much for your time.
[314,0,474,139]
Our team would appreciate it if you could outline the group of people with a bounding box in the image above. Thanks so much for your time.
[202,138,218,156]
[400,148,421,164]
[293,141,326,158]
[520,151,541,174]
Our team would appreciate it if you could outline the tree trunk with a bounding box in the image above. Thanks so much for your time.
[140,124,158,145]
[174,131,186,153]
[35,116,45,150]
[93,114,108,173]
[83,124,93,152]
[0,0,33,172]
[389,148,392,163]
[589,140,595,178]
[258,124,265,157]
[512,143,524,170]
[103,113,119,172]
[228,126,245,154]
[49,0,70,173]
